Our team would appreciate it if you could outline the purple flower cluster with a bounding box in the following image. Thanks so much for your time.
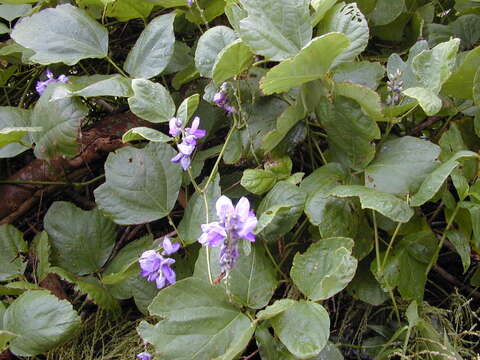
[139,238,180,289]
[213,83,236,115]
[199,196,257,274]
[137,352,152,360]
[170,116,206,170]
[36,69,69,96]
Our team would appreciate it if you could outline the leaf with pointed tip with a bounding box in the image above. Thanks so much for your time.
[124,13,176,78]
[238,0,312,61]
[402,87,442,116]
[442,46,480,99]
[122,127,171,143]
[176,93,200,125]
[334,82,386,122]
[128,79,175,123]
[11,4,108,65]
[260,33,350,95]
[212,40,254,84]
[0,224,28,281]
[52,75,132,99]
[33,231,50,283]
[94,142,182,225]
[0,126,41,148]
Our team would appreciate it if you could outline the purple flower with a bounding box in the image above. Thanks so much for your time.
[198,196,257,274]
[213,83,236,114]
[162,237,180,256]
[139,250,177,289]
[169,117,182,137]
[137,352,152,360]
[36,69,69,96]
[187,0,193,6]
[171,116,206,171]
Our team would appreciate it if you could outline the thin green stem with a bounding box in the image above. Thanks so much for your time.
[372,210,381,274]
[382,222,402,270]
[167,214,185,247]
[262,240,288,279]
[106,56,129,78]
[187,167,202,193]
[425,204,460,275]
[389,289,401,325]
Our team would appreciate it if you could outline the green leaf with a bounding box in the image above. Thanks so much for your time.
[458,201,480,251]
[225,1,247,33]
[122,127,171,143]
[262,101,307,152]
[128,79,176,123]
[256,181,306,240]
[315,96,380,171]
[0,331,17,352]
[318,3,369,67]
[139,277,255,360]
[410,151,478,207]
[241,169,277,195]
[270,300,330,358]
[106,0,154,21]
[334,82,386,122]
[162,41,193,75]
[300,163,347,197]
[0,108,30,167]
[3,290,81,356]
[194,243,278,309]
[311,0,337,26]
[0,126,40,148]
[369,0,405,26]
[212,40,254,84]
[256,299,296,321]
[32,84,88,160]
[428,14,480,50]
[177,176,221,245]
[291,238,357,300]
[94,142,182,225]
[387,40,429,90]
[446,230,471,273]
[51,267,120,312]
[442,46,480,99]
[123,13,176,78]
[195,26,237,78]
[260,33,350,95]
[330,185,414,223]
[44,201,117,275]
[11,4,108,65]
[52,74,132,99]
[238,0,312,61]
[347,260,388,306]
[0,4,31,21]
[255,323,296,360]
[172,63,200,90]
[0,23,9,34]
[0,224,27,281]
[402,87,442,116]
[33,231,50,283]
[333,61,385,90]
[412,38,460,92]
[365,136,441,196]
[176,93,200,125]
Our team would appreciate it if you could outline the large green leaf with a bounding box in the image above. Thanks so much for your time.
[195,26,237,78]
[334,82,386,122]
[43,201,117,275]
[0,224,28,281]
[369,0,405,25]
[212,40,254,84]
[347,260,388,306]
[291,238,357,300]
[0,4,31,21]
[128,79,176,123]
[387,40,429,90]
[442,45,480,99]
[318,2,369,67]
[106,0,154,21]
[11,4,108,65]
[315,96,380,171]
[122,127,171,143]
[333,61,385,90]
[94,142,182,225]
[52,74,132,99]
[365,136,441,196]
[256,181,306,240]
[270,300,330,359]
[241,169,277,195]
[177,177,221,245]
[410,150,478,207]
[0,106,34,158]
[32,84,88,160]
[238,0,312,61]
[255,323,296,360]
[138,277,255,360]
[330,185,414,223]
[3,290,81,356]
[123,13,176,79]
[260,33,350,95]
[176,93,200,126]
[402,87,442,116]
[194,243,278,309]
[411,38,460,92]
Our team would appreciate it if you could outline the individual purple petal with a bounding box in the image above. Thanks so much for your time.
[137,352,152,360]
[191,128,206,139]
[155,275,166,289]
[162,237,180,255]
[213,91,227,107]
[139,250,162,274]
[171,152,183,163]
[183,135,198,146]
[180,155,191,170]
[224,104,236,114]
[187,0,193,6]
[235,197,251,221]
[199,222,227,247]
[169,117,182,137]
[162,263,176,285]
[177,142,195,156]
[57,74,69,83]
[35,81,48,96]
[216,195,234,222]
